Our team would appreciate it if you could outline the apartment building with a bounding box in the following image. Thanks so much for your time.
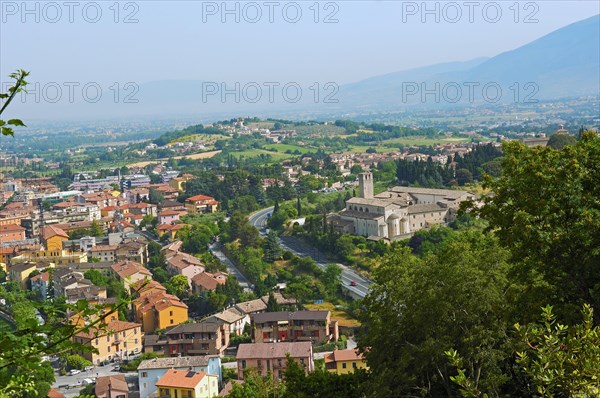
[73,320,143,365]
[251,311,339,345]
[236,342,314,380]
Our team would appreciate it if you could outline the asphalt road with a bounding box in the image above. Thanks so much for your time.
[52,366,137,398]
[209,242,254,292]
[248,207,371,298]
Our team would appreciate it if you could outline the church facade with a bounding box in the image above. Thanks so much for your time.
[330,173,476,240]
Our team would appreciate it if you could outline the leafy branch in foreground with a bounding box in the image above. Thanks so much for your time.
[0,278,148,397]
[0,69,29,136]
[447,305,600,398]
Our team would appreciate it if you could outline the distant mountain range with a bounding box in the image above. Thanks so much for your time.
[338,14,599,109]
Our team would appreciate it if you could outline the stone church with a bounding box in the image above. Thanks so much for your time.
[329,173,476,241]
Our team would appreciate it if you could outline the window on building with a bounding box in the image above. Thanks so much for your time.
[141,372,147,377]
[342,363,347,369]
[170,311,173,316]
[352,362,357,368]
[107,346,111,352]
[241,360,247,368]
[170,319,174,324]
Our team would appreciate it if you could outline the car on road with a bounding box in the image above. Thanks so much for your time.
[68,369,81,376]
[350,281,357,287]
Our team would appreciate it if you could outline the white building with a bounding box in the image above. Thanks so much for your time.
[331,173,476,240]
[137,356,222,398]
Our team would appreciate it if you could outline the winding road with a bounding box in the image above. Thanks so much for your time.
[248,207,371,299]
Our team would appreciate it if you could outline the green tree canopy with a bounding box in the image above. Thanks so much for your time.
[359,231,512,397]
[475,133,600,323]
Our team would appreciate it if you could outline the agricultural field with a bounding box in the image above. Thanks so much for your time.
[263,143,315,154]
[128,150,222,167]
[290,124,345,136]
[227,148,290,162]
[246,121,276,129]
[170,133,230,144]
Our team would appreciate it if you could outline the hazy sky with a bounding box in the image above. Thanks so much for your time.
[1,1,598,119]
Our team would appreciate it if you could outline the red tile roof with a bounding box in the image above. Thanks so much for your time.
[186,195,216,202]
[95,374,128,396]
[30,271,50,282]
[324,349,364,363]
[0,224,25,232]
[47,388,65,398]
[111,261,152,279]
[192,272,227,291]
[156,369,207,389]
[41,225,69,240]
[75,320,141,339]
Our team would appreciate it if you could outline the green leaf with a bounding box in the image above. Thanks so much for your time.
[7,119,25,127]
[1,126,14,136]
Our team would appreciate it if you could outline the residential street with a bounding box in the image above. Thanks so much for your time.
[248,207,371,299]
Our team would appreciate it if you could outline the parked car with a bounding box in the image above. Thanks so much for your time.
[350,281,357,287]
[68,369,81,376]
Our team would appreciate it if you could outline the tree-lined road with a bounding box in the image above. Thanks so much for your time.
[248,207,371,299]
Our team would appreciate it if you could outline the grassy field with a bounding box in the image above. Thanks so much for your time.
[381,136,471,146]
[128,150,222,167]
[305,302,361,328]
[170,134,230,144]
[291,125,345,135]
[246,121,276,129]
[263,143,314,154]
[228,149,290,162]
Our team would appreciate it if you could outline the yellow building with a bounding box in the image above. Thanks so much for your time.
[73,320,143,365]
[156,223,189,241]
[11,249,87,266]
[41,225,69,250]
[8,262,37,288]
[156,369,219,398]
[324,349,368,374]
[133,281,188,333]
[0,247,19,265]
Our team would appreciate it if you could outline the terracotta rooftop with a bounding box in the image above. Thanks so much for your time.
[41,225,69,240]
[0,224,26,232]
[47,388,65,398]
[186,194,216,202]
[191,272,227,291]
[160,210,183,216]
[237,342,312,360]
[30,271,50,282]
[111,260,152,279]
[75,320,141,339]
[156,369,207,389]
[95,374,128,396]
[324,349,364,363]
